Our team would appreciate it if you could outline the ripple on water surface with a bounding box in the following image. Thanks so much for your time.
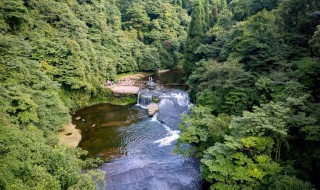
[72,79,201,189]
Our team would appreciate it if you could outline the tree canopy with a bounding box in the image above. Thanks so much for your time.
[0,0,190,189]
[1,0,320,189]
[179,0,320,189]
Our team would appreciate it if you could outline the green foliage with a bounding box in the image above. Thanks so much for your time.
[277,0,320,49]
[195,103,290,188]
[177,106,231,155]
[122,3,150,31]
[0,32,103,188]
[0,0,29,31]
[0,35,70,133]
[229,0,278,21]
[120,0,190,70]
[269,175,314,190]
[308,25,320,107]
[139,45,161,71]
[230,102,289,139]
[180,0,320,188]
[0,0,192,189]
[310,25,320,57]
[201,137,281,189]
[189,59,257,115]
[184,0,210,74]
[221,10,285,72]
[0,124,104,190]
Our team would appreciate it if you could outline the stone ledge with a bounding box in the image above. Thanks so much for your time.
[148,103,159,116]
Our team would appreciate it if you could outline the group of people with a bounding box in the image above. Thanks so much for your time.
[105,77,154,87]
[105,77,136,87]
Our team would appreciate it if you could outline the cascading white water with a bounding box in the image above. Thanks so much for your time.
[153,123,181,147]
[151,91,191,147]
[81,70,201,190]
[171,92,189,106]
[137,89,153,108]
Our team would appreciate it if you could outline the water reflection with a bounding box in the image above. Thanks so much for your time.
[72,104,146,160]
[141,69,188,90]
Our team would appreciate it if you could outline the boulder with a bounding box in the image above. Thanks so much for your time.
[148,103,159,116]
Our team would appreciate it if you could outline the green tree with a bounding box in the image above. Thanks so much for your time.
[269,175,314,190]
[277,0,320,51]
[184,0,207,74]
[310,25,320,58]
[0,0,29,31]
[229,0,279,21]
[188,59,257,115]
[202,136,282,189]
[220,10,285,72]
[122,2,150,34]
[0,124,104,190]
[173,0,183,7]
[294,57,320,101]
[138,45,161,71]
[177,106,231,155]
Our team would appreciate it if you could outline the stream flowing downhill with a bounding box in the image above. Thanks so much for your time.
[102,90,201,190]
[73,71,202,190]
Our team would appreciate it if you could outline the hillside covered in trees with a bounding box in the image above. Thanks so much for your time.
[1,0,320,189]
[0,0,191,189]
[178,0,320,189]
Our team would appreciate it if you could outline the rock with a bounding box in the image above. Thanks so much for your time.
[82,119,85,122]
[148,103,159,116]
[92,124,96,127]
[58,124,81,147]
[75,116,81,120]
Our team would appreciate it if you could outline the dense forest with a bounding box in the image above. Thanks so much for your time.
[177,0,320,189]
[0,0,191,189]
[1,0,320,189]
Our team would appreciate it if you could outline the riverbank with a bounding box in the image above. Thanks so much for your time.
[107,72,151,95]
[59,93,137,147]
[60,69,184,147]
[106,70,173,95]
[88,95,137,106]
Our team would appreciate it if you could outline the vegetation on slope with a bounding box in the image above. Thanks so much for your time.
[1,0,319,189]
[0,0,190,189]
[178,0,320,189]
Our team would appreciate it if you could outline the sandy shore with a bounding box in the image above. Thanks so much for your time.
[58,124,81,147]
[107,71,171,95]
[110,86,140,94]
[107,72,150,95]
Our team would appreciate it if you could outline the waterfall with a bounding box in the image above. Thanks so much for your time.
[170,92,190,106]
[137,89,153,108]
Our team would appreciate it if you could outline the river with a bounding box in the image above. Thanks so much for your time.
[72,70,202,190]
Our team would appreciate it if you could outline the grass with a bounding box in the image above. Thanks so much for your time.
[115,71,153,80]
